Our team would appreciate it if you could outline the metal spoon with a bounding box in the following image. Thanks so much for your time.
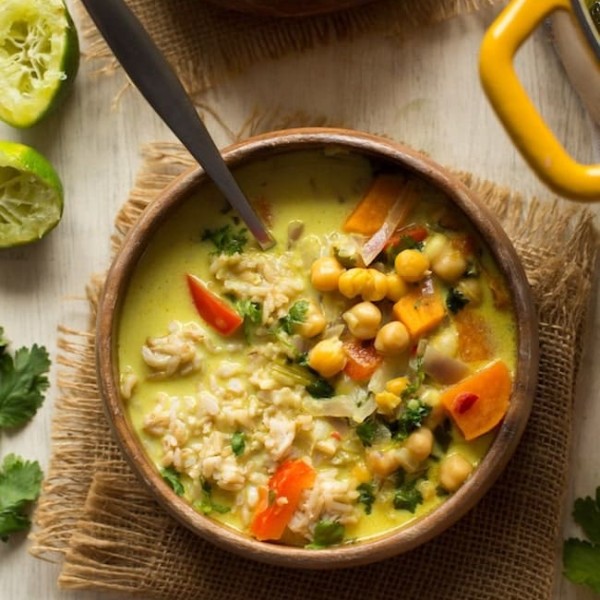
[80,0,275,250]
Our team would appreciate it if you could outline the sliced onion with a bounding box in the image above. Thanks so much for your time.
[302,389,376,423]
[360,181,418,266]
[422,344,470,384]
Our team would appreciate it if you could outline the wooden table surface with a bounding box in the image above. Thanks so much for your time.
[1,3,599,599]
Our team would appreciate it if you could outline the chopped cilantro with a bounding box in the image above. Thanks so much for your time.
[231,431,246,457]
[306,519,345,549]
[393,478,423,513]
[356,417,377,447]
[194,479,230,515]
[201,224,248,255]
[160,466,184,496]
[357,481,376,515]
[0,454,43,541]
[277,300,309,335]
[563,487,600,593]
[446,288,469,314]
[306,377,335,399]
[0,338,50,430]
[401,356,425,400]
[393,400,431,441]
[235,299,262,340]
[433,419,453,455]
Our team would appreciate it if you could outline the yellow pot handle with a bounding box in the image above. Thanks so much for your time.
[480,0,600,201]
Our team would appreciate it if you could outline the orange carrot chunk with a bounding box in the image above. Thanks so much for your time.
[250,459,316,541]
[392,283,446,339]
[440,360,512,441]
[343,338,383,382]
[342,174,406,236]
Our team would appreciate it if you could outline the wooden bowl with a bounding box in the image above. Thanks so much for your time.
[96,128,538,569]
[203,0,378,17]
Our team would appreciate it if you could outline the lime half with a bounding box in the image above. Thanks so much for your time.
[0,141,63,248]
[0,0,80,128]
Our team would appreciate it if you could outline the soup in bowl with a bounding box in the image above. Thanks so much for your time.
[97,128,538,568]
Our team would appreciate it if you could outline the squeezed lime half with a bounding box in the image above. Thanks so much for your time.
[0,141,64,248]
[0,0,80,128]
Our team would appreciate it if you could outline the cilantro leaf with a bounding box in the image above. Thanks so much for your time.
[562,487,600,594]
[573,487,600,544]
[0,327,8,351]
[231,431,246,457]
[201,224,248,255]
[0,454,43,541]
[194,479,230,515]
[306,519,345,549]
[235,299,262,340]
[393,399,431,441]
[393,479,423,513]
[277,300,309,336]
[160,466,184,496]
[563,539,600,593]
[446,288,469,314]
[357,481,376,515]
[356,417,377,447]
[0,343,50,429]
[305,377,335,399]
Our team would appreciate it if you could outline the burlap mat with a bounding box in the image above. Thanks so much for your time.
[29,138,598,599]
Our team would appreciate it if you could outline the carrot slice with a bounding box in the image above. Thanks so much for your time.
[342,174,406,236]
[392,281,446,338]
[454,309,493,362]
[343,338,383,382]
[440,360,512,440]
[250,459,316,541]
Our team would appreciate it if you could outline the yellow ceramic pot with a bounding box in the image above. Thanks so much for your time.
[480,0,600,201]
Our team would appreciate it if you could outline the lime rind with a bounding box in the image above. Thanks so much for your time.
[0,0,80,128]
[0,141,63,248]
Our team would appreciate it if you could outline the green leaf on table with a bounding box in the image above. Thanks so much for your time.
[0,343,50,429]
[573,487,600,544]
[563,487,600,594]
[563,539,600,593]
[0,454,43,541]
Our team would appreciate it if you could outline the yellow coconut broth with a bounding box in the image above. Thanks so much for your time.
[117,149,517,546]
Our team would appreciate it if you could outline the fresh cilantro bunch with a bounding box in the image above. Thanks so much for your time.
[0,328,51,429]
[563,487,600,593]
[0,454,43,541]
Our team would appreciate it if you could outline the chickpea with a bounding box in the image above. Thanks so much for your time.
[432,249,467,282]
[343,301,382,340]
[386,376,409,396]
[311,256,345,292]
[422,233,449,263]
[374,391,401,414]
[395,249,430,282]
[361,269,388,302]
[403,427,434,463]
[366,448,406,477]
[374,321,410,355]
[338,268,369,298]
[456,277,483,306]
[385,272,409,302]
[297,301,326,338]
[307,338,347,378]
[439,453,474,492]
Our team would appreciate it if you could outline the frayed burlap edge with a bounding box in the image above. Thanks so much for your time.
[78,0,500,95]
[29,140,598,600]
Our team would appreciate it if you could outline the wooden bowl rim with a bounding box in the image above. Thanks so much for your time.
[96,127,539,569]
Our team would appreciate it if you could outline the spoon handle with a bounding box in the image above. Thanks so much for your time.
[80,0,275,250]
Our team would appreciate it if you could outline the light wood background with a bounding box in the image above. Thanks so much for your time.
[0,2,598,599]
